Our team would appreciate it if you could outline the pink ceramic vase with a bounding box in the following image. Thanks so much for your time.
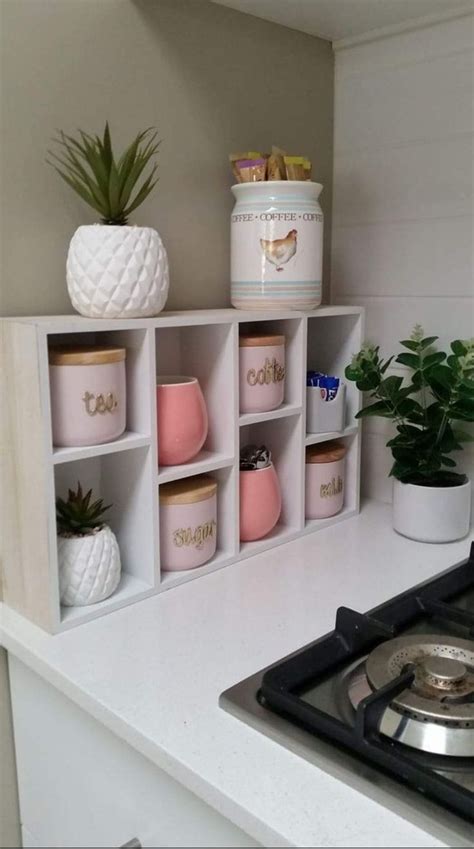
[240,463,282,542]
[157,376,208,466]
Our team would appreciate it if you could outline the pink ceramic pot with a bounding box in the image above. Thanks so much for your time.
[157,376,208,466]
[240,463,282,541]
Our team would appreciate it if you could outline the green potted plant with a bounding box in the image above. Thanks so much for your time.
[56,483,121,606]
[345,326,474,542]
[48,123,169,318]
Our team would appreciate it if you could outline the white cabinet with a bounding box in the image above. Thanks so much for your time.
[9,658,260,849]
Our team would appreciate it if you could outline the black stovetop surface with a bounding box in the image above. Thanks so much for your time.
[221,543,474,835]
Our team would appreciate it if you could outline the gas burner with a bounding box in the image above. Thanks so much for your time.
[347,634,474,757]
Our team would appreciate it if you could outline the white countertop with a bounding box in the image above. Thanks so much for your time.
[1,501,473,848]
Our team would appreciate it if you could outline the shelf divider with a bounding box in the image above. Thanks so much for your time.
[52,432,151,464]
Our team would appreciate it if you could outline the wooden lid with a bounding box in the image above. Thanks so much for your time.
[159,475,217,505]
[239,333,285,348]
[49,345,126,366]
[306,440,346,464]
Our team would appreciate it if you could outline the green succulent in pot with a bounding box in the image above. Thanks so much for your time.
[47,122,169,319]
[345,326,474,543]
[56,482,121,607]
[47,123,160,226]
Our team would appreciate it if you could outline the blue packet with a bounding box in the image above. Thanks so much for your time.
[306,370,324,387]
[321,375,340,401]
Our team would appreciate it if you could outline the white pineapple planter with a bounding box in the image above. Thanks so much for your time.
[58,525,121,607]
[393,478,471,543]
[67,225,169,319]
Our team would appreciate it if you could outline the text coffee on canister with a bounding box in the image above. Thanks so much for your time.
[230,181,323,310]
[239,333,285,414]
[159,475,217,571]
[49,345,126,447]
[305,440,346,520]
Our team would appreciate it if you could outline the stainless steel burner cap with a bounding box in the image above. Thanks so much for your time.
[422,656,467,687]
[366,634,474,731]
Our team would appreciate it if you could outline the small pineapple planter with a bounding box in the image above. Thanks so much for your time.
[56,483,121,607]
[49,124,169,319]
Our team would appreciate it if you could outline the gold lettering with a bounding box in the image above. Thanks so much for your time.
[171,519,217,549]
[82,391,119,417]
[246,358,285,387]
[247,369,257,386]
[320,476,344,498]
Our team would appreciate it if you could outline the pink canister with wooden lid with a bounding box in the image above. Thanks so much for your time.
[49,345,126,447]
[159,476,217,571]
[239,333,285,413]
[305,440,346,519]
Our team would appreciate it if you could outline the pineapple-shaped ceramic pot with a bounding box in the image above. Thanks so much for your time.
[67,224,169,319]
[49,124,169,318]
[56,483,121,607]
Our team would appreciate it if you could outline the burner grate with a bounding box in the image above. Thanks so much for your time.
[260,544,474,822]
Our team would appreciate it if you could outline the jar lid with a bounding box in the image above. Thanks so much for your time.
[159,475,217,505]
[239,333,285,348]
[49,345,126,366]
[306,440,346,464]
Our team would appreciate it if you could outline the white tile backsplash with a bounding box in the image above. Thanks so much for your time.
[335,49,473,151]
[336,295,474,357]
[336,14,474,77]
[333,137,473,226]
[333,14,474,507]
[332,217,473,298]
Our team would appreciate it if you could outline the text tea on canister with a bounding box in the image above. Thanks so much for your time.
[159,476,217,571]
[305,440,346,520]
[49,346,126,447]
[231,181,323,310]
[239,333,285,414]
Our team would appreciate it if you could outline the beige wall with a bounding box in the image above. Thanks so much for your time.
[0,0,334,317]
[0,2,334,845]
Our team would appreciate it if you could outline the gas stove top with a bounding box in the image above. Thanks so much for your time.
[220,545,474,842]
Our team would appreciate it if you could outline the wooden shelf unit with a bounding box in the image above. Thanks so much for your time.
[1,306,364,633]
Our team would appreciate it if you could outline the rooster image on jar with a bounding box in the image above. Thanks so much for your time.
[260,229,297,272]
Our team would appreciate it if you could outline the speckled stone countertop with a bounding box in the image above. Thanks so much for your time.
[1,501,473,848]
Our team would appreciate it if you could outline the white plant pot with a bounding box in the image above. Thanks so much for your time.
[67,224,169,318]
[393,478,471,543]
[58,525,121,606]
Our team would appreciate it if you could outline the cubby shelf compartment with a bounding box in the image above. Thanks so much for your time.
[305,424,358,447]
[157,451,235,485]
[52,432,151,465]
[2,306,363,633]
[239,402,302,427]
[239,523,301,559]
[303,505,359,536]
[60,574,154,629]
